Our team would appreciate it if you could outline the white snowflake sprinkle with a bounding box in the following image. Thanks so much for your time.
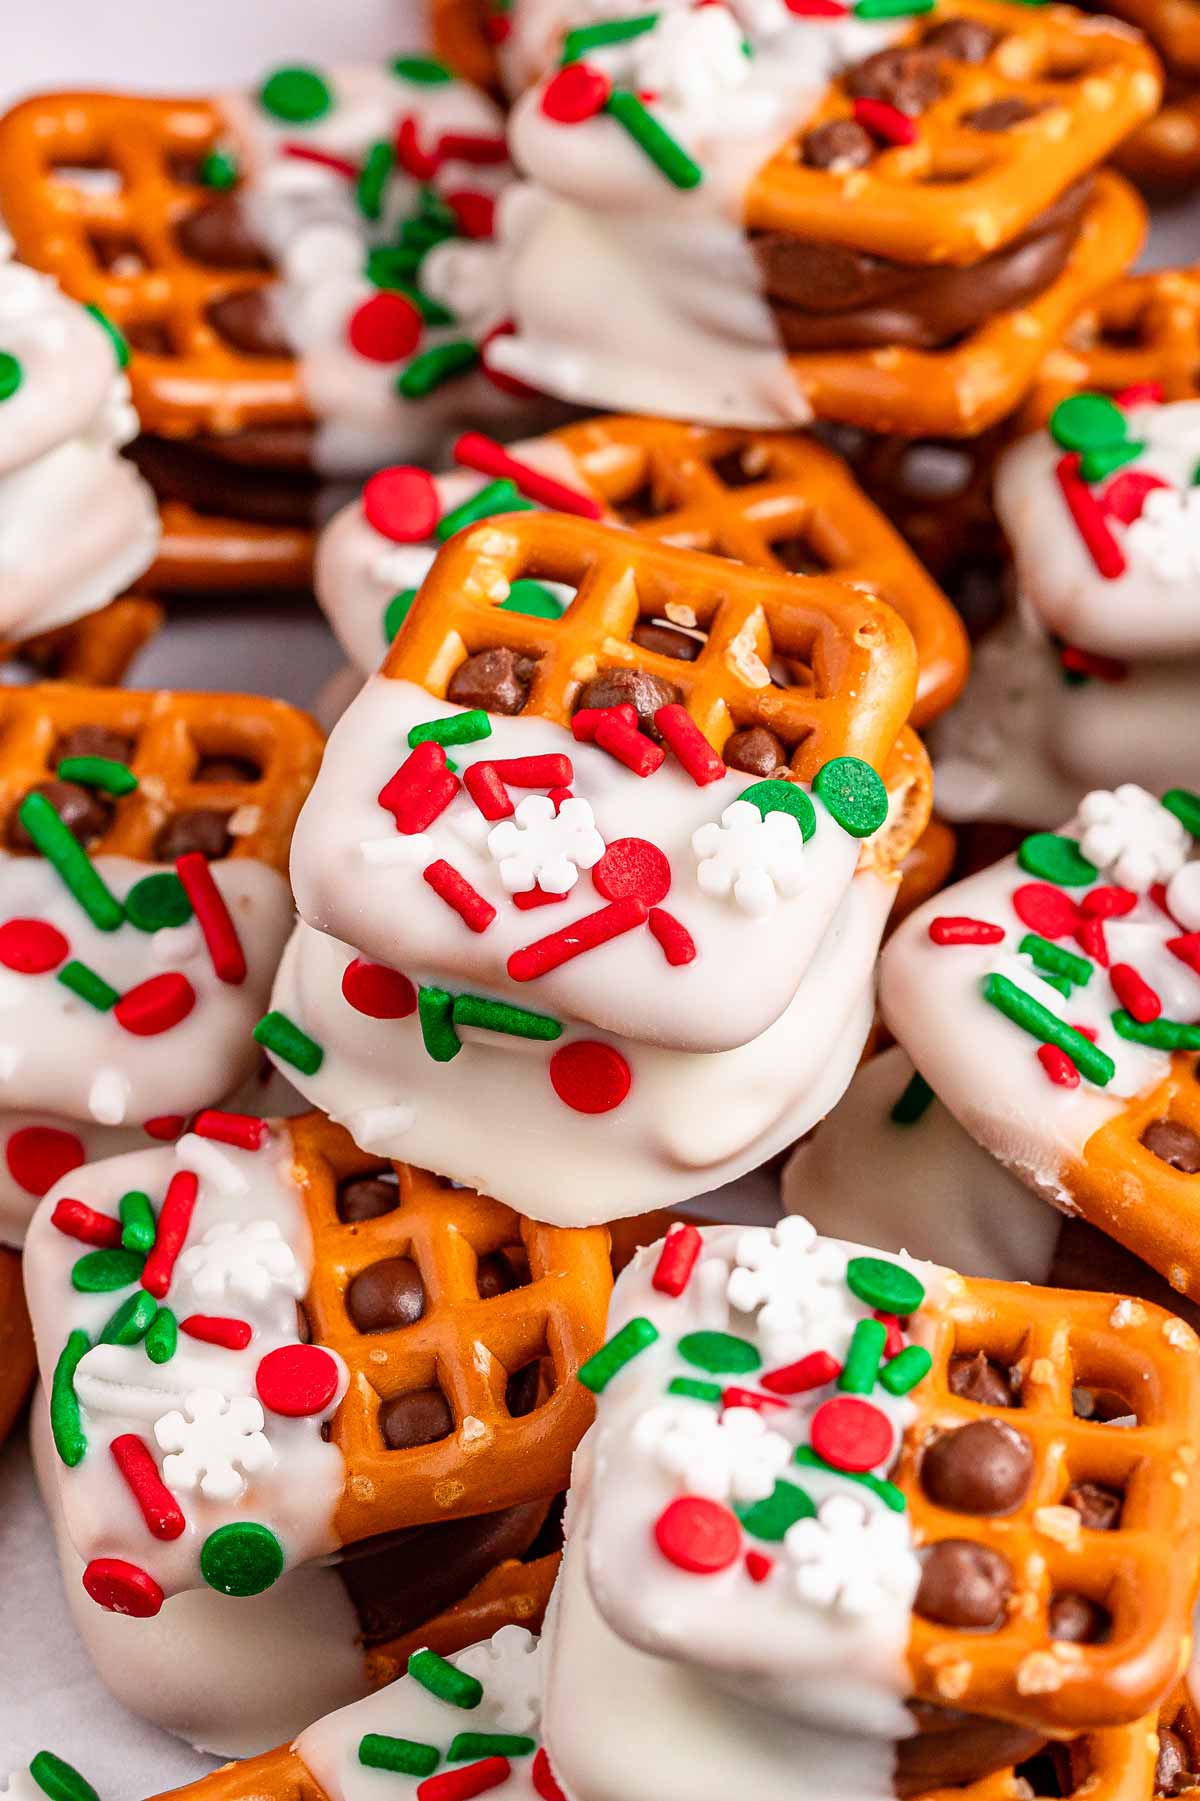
[176,1220,305,1305]
[1166,860,1200,933]
[692,799,806,917]
[1075,785,1190,890]
[726,1216,847,1349]
[487,794,605,894]
[1123,485,1200,583]
[456,1627,540,1733]
[635,1402,791,1504]
[785,1493,916,1615]
[154,1389,273,1501]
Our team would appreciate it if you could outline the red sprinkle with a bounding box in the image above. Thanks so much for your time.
[1074,915,1109,967]
[0,917,68,974]
[437,130,508,165]
[648,908,697,966]
[114,972,196,1037]
[486,9,511,38]
[1110,962,1161,1023]
[652,1222,703,1296]
[722,1385,788,1414]
[1081,886,1137,918]
[394,113,440,180]
[453,432,602,520]
[1150,881,1177,921]
[464,761,513,821]
[512,887,568,910]
[1072,1023,1098,1042]
[509,896,648,981]
[342,958,418,1018]
[1056,452,1125,579]
[443,188,495,240]
[593,716,665,778]
[423,859,497,934]
[654,705,724,786]
[929,916,1004,946]
[140,1170,198,1299]
[418,1761,511,1801]
[1012,882,1079,939]
[175,854,246,985]
[654,1495,741,1574]
[549,1040,632,1113]
[532,1749,566,1801]
[571,704,638,744]
[1114,382,1163,408]
[853,96,918,145]
[1038,1044,1080,1088]
[192,1110,270,1151]
[478,321,540,398]
[593,837,671,906]
[347,292,422,363]
[488,754,574,788]
[378,742,460,834]
[110,1435,186,1541]
[761,1350,840,1395]
[1100,467,1169,526]
[1167,932,1200,977]
[873,1312,905,1359]
[1059,645,1129,684]
[548,787,573,811]
[541,61,611,123]
[180,1315,253,1351]
[51,1197,121,1248]
[363,465,439,542]
[745,1549,775,1582]
[256,1343,341,1417]
[8,1126,85,1197]
[83,1557,163,1618]
[809,1395,893,1473]
[280,141,357,178]
[143,1116,186,1142]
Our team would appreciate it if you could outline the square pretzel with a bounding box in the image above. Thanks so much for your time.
[0,595,162,684]
[1027,267,1200,424]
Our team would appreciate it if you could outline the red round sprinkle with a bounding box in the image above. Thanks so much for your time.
[444,188,495,240]
[928,916,1004,946]
[532,1750,566,1801]
[143,1115,186,1141]
[342,957,418,1019]
[83,1557,164,1618]
[114,972,196,1037]
[7,1125,85,1197]
[347,291,422,363]
[745,1549,775,1583]
[549,1041,631,1114]
[1081,886,1137,919]
[1110,962,1161,1023]
[1011,882,1079,940]
[0,917,68,974]
[363,466,440,543]
[1038,1044,1079,1088]
[256,1343,341,1418]
[593,837,671,906]
[541,62,611,123]
[654,1495,741,1574]
[809,1395,893,1473]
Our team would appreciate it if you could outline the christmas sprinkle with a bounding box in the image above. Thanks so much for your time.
[578,1316,659,1392]
[254,1010,325,1075]
[982,973,1115,1085]
[409,1648,485,1709]
[18,793,123,930]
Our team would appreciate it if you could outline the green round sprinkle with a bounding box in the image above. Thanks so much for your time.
[145,1306,178,1364]
[56,756,137,796]
[1017,832,1098,886]
[736,1479,815,1542]
[71,1248,145,1293]
[259,66,332,123]
[50,1330,90,1467]
[392,54,455,83]
[417,985,461,1062]
[126,872,193,933]
[383,589,419,645]
[200,147,239,189]
[982,972,1115,1086]
[890,1070,934,1126]
[677,1330,761,1376]
[813,756,889,838]
[357,140,394,223]
[667,1376,722,1402]
[119,1190,157,1254]
[0,351,23,401]
[29,1753,99,1801]
[1079,439,1143,484]
[408,1647,484,1708]
[359,1735,440,1777]
[451,993,562,1041]
[409,711,492,750]
[448,1734,537,1763]
[502,580,565,619]
[880,1345,933,1397]
[200,1521,285,1596]
[838,1317,887,1394]
[1050,393,1127,455]
[99,1289,157,1346]
[253,1010,324,1075]
[739,779,816,840]
[1019,933,1093,987]
[1163,788,1200,840]
[397,341,479,401]
[846,1256,925,1317]
[83,304,130,370]
[578,1316,659,1393]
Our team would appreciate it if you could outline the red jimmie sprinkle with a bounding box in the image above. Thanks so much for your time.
[652,1222,703,1296]
[180,1314,253,1350]
[513,886,568,910]
[532,1749,566,1801]
[9,1125,85,1197]
[347,292,422,363]
[1059,645,1129,684]
[1150,882,1177,921]
[280,141,357,178]
[417,1759,511,1801]
[548,787,573,810]
[648,908,696,966]
[143,1116,186,1142]
[256,1343,341,1418]
[110,1434,186,1541]
[342,957,418,1018]
[761,1350,840,1395]
[928,916,1004,946]
[52,1198,122,1249]
[0,917,69,973]
[453,431,602,519]
[486,9,511,39]
[444,188,495,240]
[192,1110,270,1151]
[1038,1044,1080,1088]
[1081,886,1137,918]
[1110,962,1161,1023]
[809,1395,893,1472]
[1113,381,1163,408]
[572,703,638,744]
[363,465,439,542]
[1071,1022,1098,1042]
[549,1040,632,1113]
[593,837,671,906]
[464,761,513,821]
[873,1312,905,1359]
[378,741,460,834]
[395,113,440,180]
[423,859,497,934]
[541,61,611,123]
[722,1385,788,1413]
[83,1557,164,1618]
[593,716,665,777]
[654,1495,741,1574]
[479,321,540,399]
[654,704,725,786]
[1168,932,1200,977]
[1102,468,1169,525]
[115,972,196,1038]
[1012,882,1079,939]
[509,896,648,981]
[1056,452,1125,579]
[140,1169,198,1299]
[853,96,918,145]
[745,1549,775,1582]
[175,853,246,985]
[437,130,508,165]
[1074,914,1109,966]
[488,754,574,788]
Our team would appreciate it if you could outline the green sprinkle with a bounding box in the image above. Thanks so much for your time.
[400,216,455,255]
[436,478,533,541]
[409,710,492,750]
[0,351,23,400]
[119,1190,157,1254]
[501,580,565,619]
[369,244,425,281]
[1037,971,1073,999]
[813,756,889,838]
[418,985,461,1061]
[578,1316,659,1393]
[357,139,394,222]
[50,1330,90,1466]
[452,994,562,1041]
[853,0,934,12]
[667,1376,722,1402]
[365,254,455,323]
[408,1648,484,1709]
[879,1345,932,1396]
[890,1071,934,1126]
[1163,788,1200,839]
[71,1248,144,1292]
[846,1256,925,1316]
[358,1735,440,1778]
[982,973,1115,1086]
[1079,439,1143,483]
[253,1010,324,1075]
[199,1521,285,1596]
[29,1754,99,1801]
[18,792,123,930]
[448,1734,537,1762]
[1017,832,1097,887]
[1050,393,1127,455]
[200,147,239,189]
[677,1330,761,1376]
[392,54,455,83]
[125,871,192,933]
[418,185,459,229]
[83,304,129,369]
[259,66,332,123]
[604,90,703,190]
[57,960,119,1011]
[735,1478,815,1542]
[397,340,479,399]
[1019,933,1093,987]
[383,588,419,645]
[1112,1011,1200,1051]
[838,1317,887,1394]
[145,1306,177,1364]
[56,756,137,796]
[793,1445,906,1511]
[562,12,659,59]
[99,1289,157,1347]
[739,778,816,840]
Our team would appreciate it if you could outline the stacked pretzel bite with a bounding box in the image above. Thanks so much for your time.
[7,0,1200,1797]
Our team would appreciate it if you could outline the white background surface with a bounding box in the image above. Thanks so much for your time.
[0,0,1197,1791]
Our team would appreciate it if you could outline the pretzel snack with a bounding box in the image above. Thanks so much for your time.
[0,1246,35,1449]
[1,596,162,685]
